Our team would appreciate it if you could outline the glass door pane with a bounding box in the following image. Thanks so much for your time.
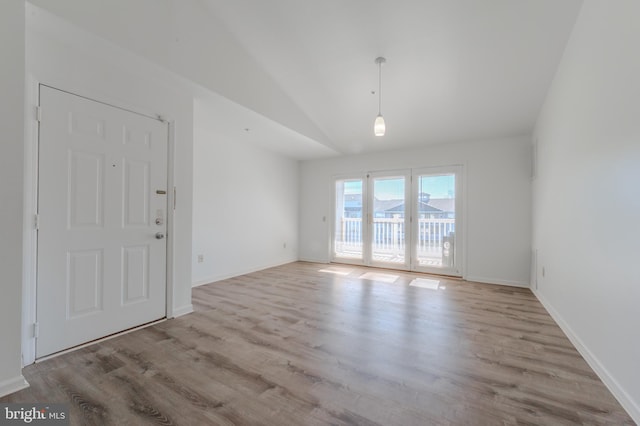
[333,178,364,262]
[370,173,410,268]
[413,168,461,276]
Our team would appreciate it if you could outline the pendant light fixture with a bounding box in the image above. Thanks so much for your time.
[374,56,386,136]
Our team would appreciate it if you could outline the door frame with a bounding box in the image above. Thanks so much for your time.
[21,80,177,365]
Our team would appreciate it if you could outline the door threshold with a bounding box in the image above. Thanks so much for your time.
[35,317,166,363]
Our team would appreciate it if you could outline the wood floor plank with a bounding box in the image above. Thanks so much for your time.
[2,262,635,425]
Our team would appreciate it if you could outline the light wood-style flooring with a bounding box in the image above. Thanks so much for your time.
[2,262,635,425]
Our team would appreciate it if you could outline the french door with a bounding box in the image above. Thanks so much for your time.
[369,171,410,270]
[333,178,365,262]
[333,166,462,276]
[411,166,462,276]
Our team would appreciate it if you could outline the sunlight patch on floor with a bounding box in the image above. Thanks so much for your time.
[359,272,399,283]
[318,267,353,276]
[409,278,443,290]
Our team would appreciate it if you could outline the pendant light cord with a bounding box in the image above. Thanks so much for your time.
[378,60,383,115]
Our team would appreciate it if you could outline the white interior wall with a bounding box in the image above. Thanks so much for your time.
[0,0,29,398]
[299,136,532,287]
[192,98,299,286]
[27,0,330,149]
[22,4,194,364]
[532,0,640,421]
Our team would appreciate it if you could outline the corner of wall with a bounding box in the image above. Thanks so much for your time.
[0,375,29,399]
[532,288,640,423]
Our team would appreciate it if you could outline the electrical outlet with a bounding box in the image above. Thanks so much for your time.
[197,254,204,263]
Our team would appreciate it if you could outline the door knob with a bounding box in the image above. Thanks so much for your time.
[155,232,165,240]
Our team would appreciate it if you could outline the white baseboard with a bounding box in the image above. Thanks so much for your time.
[192,258,298,287]
[532,288,640,424]
[192,276,224,287]
[298,257,330,264]
[465,275,530,288]
[171,304,194,318]
[0,375,29,398]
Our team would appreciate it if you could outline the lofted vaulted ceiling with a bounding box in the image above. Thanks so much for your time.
[200,0,583,156]
[28,0,583,159]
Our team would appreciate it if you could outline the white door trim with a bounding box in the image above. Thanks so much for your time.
[21,80,176,365]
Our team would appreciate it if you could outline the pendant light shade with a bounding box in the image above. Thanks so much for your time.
[374,56,386,137]
[374,114,386,136]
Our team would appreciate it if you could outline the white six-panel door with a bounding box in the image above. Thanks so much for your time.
[36,86,168,358]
